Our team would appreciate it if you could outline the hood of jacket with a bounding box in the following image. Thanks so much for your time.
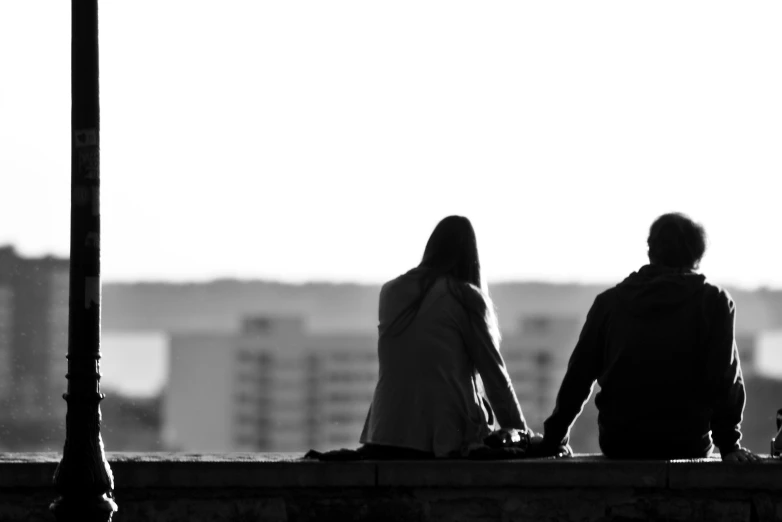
[614,264,706,317]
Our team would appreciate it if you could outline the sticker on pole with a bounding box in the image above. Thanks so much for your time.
[85,277,100,309]
[74,128,97,148]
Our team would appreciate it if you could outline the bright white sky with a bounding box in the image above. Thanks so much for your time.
[1,2,781,287]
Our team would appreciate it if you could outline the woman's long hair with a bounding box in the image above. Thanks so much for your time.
[382,215,500,342]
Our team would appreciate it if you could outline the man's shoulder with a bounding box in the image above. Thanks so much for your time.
[379,277,397,296]
[701,279,735,308]
[593,286,620,306]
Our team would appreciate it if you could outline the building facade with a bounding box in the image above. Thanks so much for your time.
[0,246,69,428]
[501,316,583,428]
[164,317,378,452]
[163,314,583,452]
[0,287,13,402]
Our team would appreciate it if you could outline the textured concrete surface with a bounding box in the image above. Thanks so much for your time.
[669,458,782,490]
[376,458,668,488]
[2,453,782,521]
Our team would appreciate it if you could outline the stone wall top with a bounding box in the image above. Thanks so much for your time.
[1,452,780,491]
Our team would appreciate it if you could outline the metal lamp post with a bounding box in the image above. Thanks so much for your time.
[50,1,118,520]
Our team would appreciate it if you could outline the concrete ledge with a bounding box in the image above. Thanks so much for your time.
[3,453,782,522]
[669,458,782,490]
[377,457,668,488]
[2,452,781,490]
[0,452,377,489]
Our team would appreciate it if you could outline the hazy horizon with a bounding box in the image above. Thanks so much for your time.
[98,274,782,293]
[6,239,782,291]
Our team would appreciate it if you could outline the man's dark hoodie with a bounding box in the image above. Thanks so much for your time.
[542,264,745,458]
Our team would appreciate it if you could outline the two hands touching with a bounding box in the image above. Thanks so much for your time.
[483,428,572,458]
[527,431,573,459]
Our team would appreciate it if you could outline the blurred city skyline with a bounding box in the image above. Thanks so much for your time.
[2,244,782,455]
[3,240,782,403]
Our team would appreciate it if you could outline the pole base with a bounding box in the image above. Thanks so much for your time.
[50,493,118,522]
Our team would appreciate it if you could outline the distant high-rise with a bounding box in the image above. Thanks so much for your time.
[501,316,583,427]
[0,286,13,402]
[164,316,377,452]
[0,245,69,423]
[163,313,583,452]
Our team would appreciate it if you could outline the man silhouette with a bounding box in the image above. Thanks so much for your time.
[538,212,760,461]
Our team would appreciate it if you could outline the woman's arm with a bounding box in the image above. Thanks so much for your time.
[461,285,527,431]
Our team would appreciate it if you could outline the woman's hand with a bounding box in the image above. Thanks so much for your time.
[484,428,524,449]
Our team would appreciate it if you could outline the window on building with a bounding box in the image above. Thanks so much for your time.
[536,352,553,368]
[328,412,359,425]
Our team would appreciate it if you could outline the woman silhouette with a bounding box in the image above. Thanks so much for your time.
[359,215,528,457]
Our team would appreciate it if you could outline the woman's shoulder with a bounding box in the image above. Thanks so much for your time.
[381,270,414,291]
[431,278,491,317]
[380,270,422,302]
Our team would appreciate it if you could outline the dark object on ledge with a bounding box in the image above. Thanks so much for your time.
[771,408,782,457]
[304,428,572,461]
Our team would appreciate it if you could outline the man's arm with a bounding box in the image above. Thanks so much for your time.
[708,291,747,456]
[541,295,605,450]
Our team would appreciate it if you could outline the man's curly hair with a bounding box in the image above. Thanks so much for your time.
[647,212,707,270]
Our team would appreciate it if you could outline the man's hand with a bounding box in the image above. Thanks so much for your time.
[721,448,762,462]
[528,432,572,458]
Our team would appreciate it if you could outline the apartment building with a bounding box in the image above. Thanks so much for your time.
[501,316,583,427]
[164,313,583,452]
[756,330,782,380]
[0,246,69,423]
[164,316,377,452]
[0,287,13,402]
